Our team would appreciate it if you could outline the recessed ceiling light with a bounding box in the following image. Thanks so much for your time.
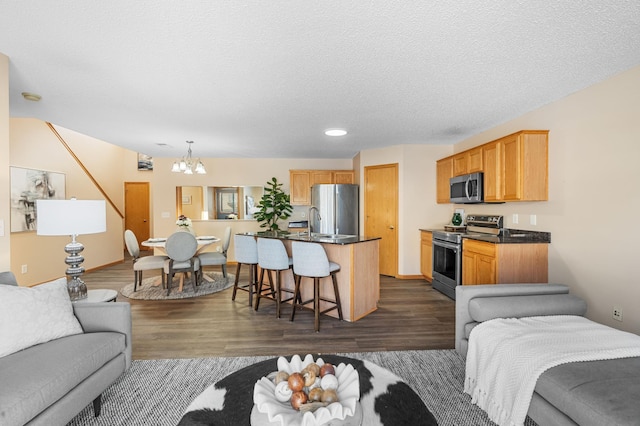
[325,129,347,137]
[21,92,42,102]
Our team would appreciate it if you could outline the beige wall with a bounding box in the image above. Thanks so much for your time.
[447,65,640,333]
[0,54,9,271]
[9,119,128,285]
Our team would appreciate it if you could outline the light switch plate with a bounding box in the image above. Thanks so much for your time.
[161,212,170,218]
[0,219,4,236]
[530,214,537,225]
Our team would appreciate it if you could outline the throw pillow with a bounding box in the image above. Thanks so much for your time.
[0,277,83,358]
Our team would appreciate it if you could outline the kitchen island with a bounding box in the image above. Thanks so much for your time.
[244,232,381,322]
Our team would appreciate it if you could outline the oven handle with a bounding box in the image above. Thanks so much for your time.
[433,239,460,251]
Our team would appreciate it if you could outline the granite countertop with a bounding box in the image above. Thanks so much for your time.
[464,228,551,244]
[242,231,381,245]
[420,228,551,244]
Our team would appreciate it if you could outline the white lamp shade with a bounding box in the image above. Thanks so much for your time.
[36,199,106,236]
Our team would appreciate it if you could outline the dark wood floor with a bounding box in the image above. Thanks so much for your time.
[83,253,456,360]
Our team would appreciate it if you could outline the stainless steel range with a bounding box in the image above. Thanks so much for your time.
[431,214,503,299]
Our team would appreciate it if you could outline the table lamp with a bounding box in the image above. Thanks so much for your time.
[36,198,106,300]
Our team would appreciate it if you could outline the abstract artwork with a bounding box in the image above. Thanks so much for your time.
[10,167,66,232]
[138,153,153,171]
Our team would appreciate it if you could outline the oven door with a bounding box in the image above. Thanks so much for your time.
[432,239,461,299]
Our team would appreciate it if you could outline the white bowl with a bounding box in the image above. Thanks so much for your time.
[253,354,360,426]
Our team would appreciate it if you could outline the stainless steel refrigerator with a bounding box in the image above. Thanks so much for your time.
[310,184,359,235]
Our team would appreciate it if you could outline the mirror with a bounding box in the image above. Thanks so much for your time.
[177,186,263,220]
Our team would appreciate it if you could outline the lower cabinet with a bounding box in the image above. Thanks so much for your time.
[462,239,548,285]
[420,231,432,281]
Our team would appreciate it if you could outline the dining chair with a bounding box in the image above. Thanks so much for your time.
[254,237,295,318]
[290,241,343,332]
[163,231,200,295]
[124,230,168,291]
[232,234,259,307]
[197,226,232,282]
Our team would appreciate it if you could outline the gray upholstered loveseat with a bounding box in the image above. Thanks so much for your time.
[456,283,640,426]
[0,272,132,426]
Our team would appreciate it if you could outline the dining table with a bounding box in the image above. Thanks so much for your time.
[141,234,220,289]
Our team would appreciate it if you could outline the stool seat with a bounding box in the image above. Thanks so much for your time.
[255,238,296,318]
[232,234,259,306]
[290,241,343,332]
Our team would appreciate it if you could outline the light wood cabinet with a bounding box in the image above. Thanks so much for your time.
[501,131,548,201]
[462,239,548,285]
[436,157,453,204]
[334,171,356,184]
[290,171,312,205]
[452,147,483,177]
[436,130,548,203]
[468,147,483,173]
[289,170,355,205]
[420,231,433,281]
[482,141,501,202]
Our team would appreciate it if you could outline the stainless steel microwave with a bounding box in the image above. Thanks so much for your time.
[450,172,483,203]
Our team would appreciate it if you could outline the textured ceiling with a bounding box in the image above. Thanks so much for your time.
[1,1,640,159]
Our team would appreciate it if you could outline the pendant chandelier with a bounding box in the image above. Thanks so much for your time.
[171,140,206,174]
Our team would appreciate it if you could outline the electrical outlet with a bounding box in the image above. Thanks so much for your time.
[613,306,623,322]
[512,214,519,224]
[21,264,28,274]
[301,212,306,218]
[530,214,537,226]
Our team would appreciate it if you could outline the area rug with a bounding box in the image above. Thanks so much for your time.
[67,350,540,426]
[119,272,234,300]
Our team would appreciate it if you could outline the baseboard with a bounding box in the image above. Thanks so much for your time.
[395,274,430,281]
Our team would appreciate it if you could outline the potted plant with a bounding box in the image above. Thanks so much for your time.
[254,177,293,232]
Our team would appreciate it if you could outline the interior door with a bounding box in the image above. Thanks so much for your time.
[364,163,398,277]
[125,182,151,250]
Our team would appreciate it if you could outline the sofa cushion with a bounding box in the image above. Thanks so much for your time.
[535,356,640,426]
[0,331,126,426]
[468,294,587,322]
[0,277,83,358]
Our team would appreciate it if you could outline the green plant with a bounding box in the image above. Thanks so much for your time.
[254,177,293,232]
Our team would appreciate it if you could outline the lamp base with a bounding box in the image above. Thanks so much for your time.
[67,276,88,301]
[64,239,88,301]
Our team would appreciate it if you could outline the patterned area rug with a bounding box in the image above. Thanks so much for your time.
[119,272,234,300]
[67,350,540,426]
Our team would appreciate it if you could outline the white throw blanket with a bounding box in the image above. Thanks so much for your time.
[464,315,640,426]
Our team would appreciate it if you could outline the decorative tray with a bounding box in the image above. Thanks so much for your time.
[252,354,360,426]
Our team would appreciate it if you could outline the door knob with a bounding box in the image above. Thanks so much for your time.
[389,226,395,230]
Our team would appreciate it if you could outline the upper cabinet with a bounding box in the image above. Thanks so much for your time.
[437,130,549,203]
[436,157,453,204]
[289,170,355,205]
[500,131,548,201]
[452,146,483,177]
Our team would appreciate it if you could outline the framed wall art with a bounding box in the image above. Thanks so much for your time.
[10,167,66,232]
[138,153,153,171]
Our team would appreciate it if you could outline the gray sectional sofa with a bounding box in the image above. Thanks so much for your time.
[456,283,640,426]
[0,272,131,426]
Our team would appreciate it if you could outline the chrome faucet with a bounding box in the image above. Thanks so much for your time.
[308,206,321,236]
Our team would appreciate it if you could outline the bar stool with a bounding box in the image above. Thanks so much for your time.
[255,238,295,318]
[290,241,343,332]
[232,234,259,307]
